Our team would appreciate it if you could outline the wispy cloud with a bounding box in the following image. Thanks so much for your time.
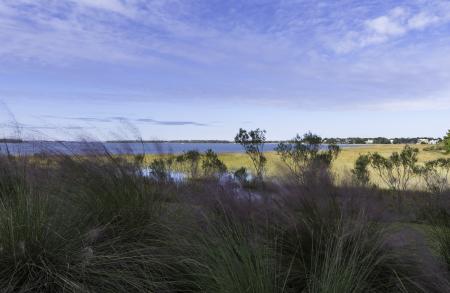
[333,3,450,53]
[0,122,88,130]
[1,0,450,113]
[136,118,208,126]
[42,115,209,127]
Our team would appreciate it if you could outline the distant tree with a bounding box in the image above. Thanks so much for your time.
[275,132,340,183]
[234,128,267,182]
[373,137,391,144]
[351,137,367,144]
[0,138,23,143]
[202,149,227,177]
[369,145,419,192]
[351,154,371,186]
[325,138,338,144]
[392,138,418,144]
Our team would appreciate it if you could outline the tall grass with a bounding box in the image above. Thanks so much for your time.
[274,185,441,293]
[0,141,449,292]
[429,207,450,270]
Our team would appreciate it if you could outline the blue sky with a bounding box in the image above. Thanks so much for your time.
[0,0,449,140]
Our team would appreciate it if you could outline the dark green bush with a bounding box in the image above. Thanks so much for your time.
[352,154,371,186]
[275,132,340,184]
[202,149,227,178]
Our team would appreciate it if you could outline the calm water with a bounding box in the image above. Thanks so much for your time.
[0,142,361,155]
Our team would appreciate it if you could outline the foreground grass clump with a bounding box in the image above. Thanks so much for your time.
[0,148,193,292]
[0,154,78,291]
[1,141,450,292]
[429,208,450,271]
[274,184,443,293]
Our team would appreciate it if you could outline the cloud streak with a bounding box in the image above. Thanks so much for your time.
[42,115,209,127]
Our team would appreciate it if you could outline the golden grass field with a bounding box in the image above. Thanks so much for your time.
[146,144,448,173]
[144,144,449,188]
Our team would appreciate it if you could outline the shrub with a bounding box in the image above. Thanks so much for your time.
[351,154,371,186]
[417,158,450,194]
[444,130,450,153]
[202,149,227,178]
[235,128,267,182]
[149,158,170,182]
[369,145,419,192]
[275,132,340,184]
[234,167,249,186]
[177,150,201,179]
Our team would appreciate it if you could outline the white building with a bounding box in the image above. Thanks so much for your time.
[365,139,374,144]
[417,138,439,144]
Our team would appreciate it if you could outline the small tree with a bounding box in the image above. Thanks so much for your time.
[418,158,450,194]
[351,154,371,186]
[176,150,201,179]
[369,145,419,192]
[444,130,450,153]
[275,132,340,183]
[234,128,267,182]
[148,155,175,182]
[202,149,227,178]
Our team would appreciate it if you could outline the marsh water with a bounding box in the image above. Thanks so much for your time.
[1,142,361,155]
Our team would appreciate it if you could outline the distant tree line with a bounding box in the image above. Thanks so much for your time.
[324,137,441,144]
[0,138,23,143]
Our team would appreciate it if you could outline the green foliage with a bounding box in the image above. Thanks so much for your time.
[277,195,428,292]
[369,145,419,191]
[202,149,227,177]
[417,158,450,194]
[352,154,371,186]
[373,137,391,144]
[235,128,267,182]
[233,167,248,185]
[193,219,279,293]
[429,209,450,272]
[0,158,69,291]
[149,158,170,182]
[275,132,340,183]
[444,129,450,153]
[177,150,202,179]
[0,141,449,292]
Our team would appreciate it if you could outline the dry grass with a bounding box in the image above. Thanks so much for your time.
[144,144,449,177]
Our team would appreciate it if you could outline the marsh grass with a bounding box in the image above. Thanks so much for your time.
[143,144,450,189]
[0,141,449,292]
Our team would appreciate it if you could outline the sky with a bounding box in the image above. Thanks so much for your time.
[0,0,449,140]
